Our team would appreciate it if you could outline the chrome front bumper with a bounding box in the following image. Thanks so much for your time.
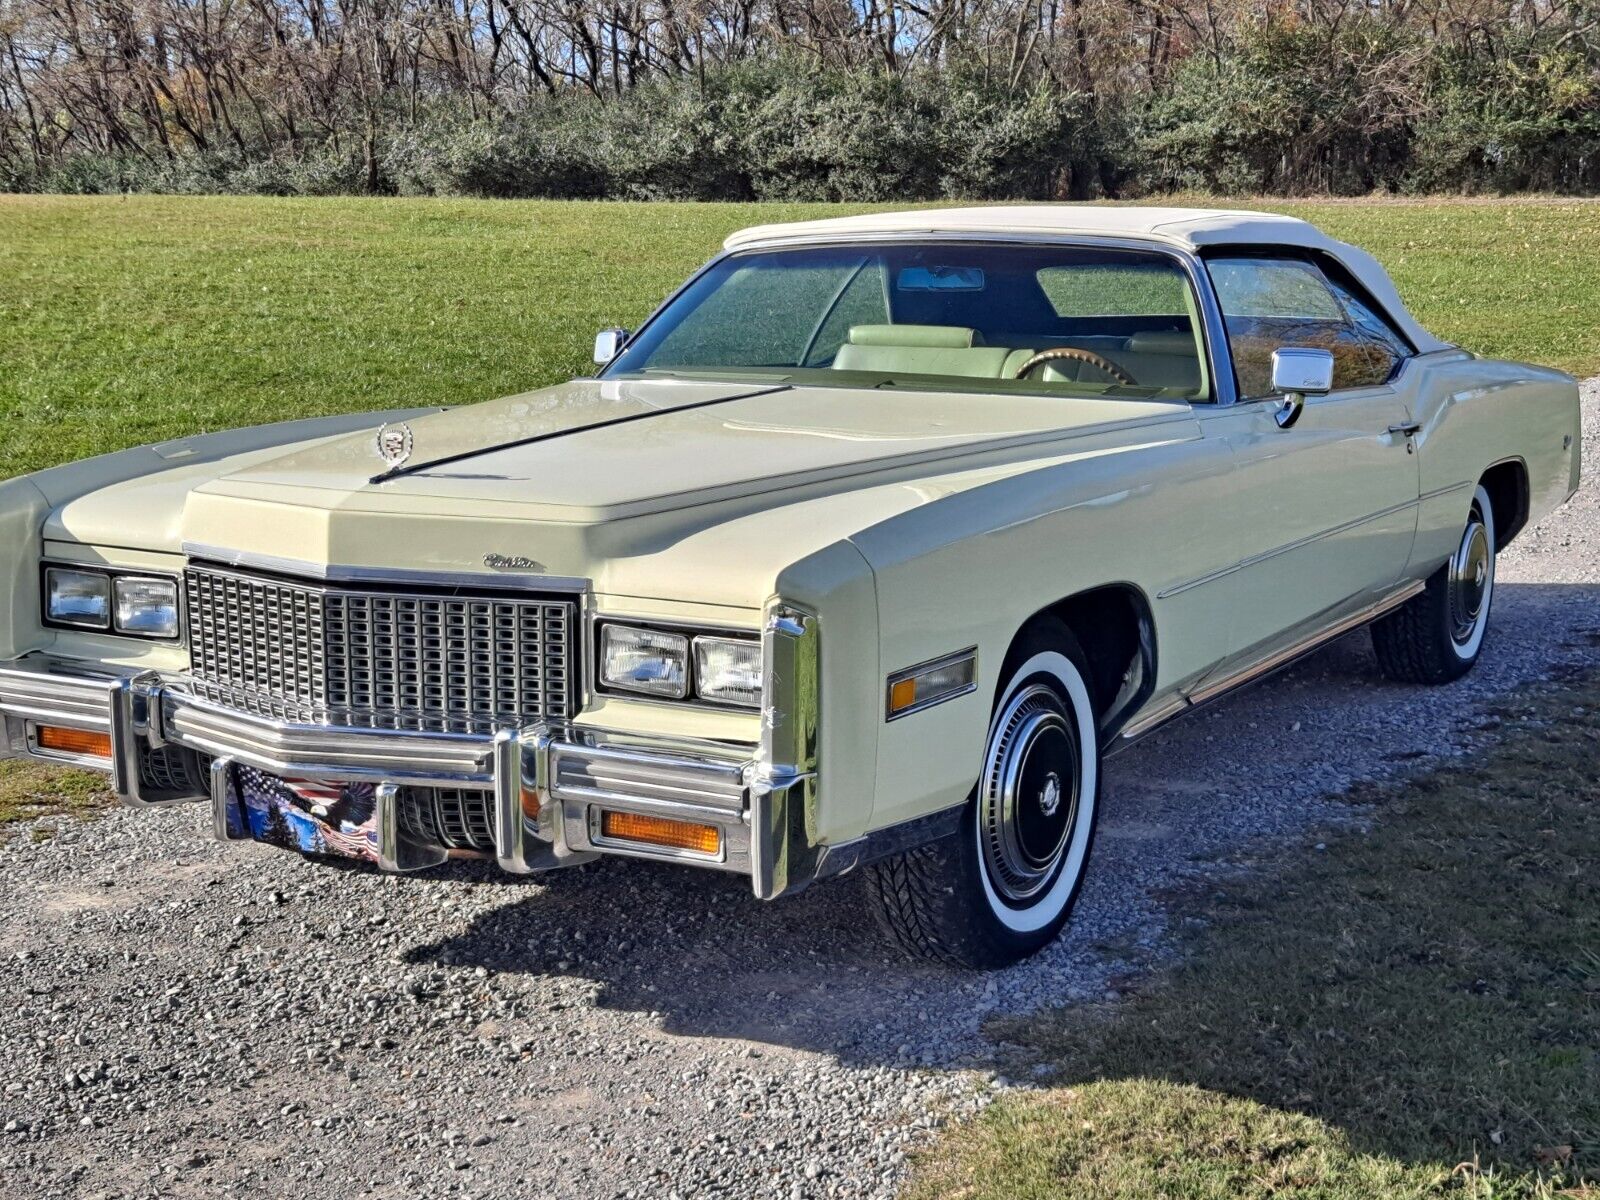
[0,636,822,899]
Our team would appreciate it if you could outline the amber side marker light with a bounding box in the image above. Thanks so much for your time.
[35,724,113,760]
[600,810,721,856]
[886,647,979,720]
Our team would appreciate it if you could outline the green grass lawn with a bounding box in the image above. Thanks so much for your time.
[2,195,1600,479]
[906,677,1600,1199]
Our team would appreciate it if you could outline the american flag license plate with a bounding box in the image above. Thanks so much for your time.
[221,764,380,863]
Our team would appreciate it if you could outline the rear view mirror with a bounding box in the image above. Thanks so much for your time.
[594,327,630,365]
[1270,347,1334,429]
[896,266,985,292]
[1271,347,1334,395]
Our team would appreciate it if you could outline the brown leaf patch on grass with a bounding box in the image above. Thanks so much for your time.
[0,759,115,840]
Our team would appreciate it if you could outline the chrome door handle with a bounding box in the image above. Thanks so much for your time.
[1388,421,1422,436]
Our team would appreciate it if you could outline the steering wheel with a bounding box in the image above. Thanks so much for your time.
[1014,347,1136,387]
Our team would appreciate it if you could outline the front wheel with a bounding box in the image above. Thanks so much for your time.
[869,623,1101,968]
[1371,482,1497,685]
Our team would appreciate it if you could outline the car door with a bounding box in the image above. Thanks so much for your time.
[1192,252,1422,672]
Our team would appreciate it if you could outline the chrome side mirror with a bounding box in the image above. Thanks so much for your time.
[1270,347,1334,429]
[593,327,630,365]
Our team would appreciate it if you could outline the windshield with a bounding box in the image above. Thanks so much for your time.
[605,242,1209,401]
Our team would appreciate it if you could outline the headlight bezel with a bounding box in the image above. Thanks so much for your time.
[595,619,763,710]
[42,562,183,642]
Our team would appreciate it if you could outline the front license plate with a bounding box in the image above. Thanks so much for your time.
[221,764,381,863]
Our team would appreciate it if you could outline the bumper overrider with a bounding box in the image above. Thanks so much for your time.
[0,605,823,900]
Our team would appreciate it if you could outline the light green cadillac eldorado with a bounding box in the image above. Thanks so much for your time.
[0,206,1581,967]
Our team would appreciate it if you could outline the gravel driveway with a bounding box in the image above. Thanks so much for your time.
[3,382,1597,1200]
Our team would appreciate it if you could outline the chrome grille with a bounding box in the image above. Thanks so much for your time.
[398,787,495,852]
[184,564,576,734]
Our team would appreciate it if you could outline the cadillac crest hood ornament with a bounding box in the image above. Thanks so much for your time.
[374,422,414,469]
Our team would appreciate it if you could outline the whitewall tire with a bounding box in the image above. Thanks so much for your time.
[869,621,1101,968]
[1372,483,1497,684]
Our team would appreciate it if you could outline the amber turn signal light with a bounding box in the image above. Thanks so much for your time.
[520,786,542,822]
[599,810,721,856]
[34,724,113,760]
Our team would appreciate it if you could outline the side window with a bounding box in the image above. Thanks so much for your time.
[1208,256,1397,399]
[1324,273,1412,370]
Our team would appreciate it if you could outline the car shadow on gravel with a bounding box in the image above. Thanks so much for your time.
[402,582,1600,1068]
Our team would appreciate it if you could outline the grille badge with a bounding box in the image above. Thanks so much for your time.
[483,554,545,571]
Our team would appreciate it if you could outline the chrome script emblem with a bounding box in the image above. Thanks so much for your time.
[374,422,413,468]
[483,553,545,572]
[1039,772,1062,818]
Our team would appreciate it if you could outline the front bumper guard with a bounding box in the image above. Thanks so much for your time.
[0,618,822,900]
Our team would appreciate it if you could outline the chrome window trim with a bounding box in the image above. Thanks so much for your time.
[1198,248,1427,405]
[601,233,1237,407]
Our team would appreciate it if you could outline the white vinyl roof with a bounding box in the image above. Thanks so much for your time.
[725,205,1448,353]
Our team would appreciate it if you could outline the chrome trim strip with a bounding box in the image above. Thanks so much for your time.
[181,543,590,594]
[749,601,822,900]
[1157,497,1419,599]
[884,645,979,721]
[1186,581,1423,705]
[1420,480,1472,502]
[1116,694,1190,743]
[1119,579,1426,746]
[0,658,124,729]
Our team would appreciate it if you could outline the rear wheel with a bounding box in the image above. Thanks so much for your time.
[869,621,1101,968]
[1372,483,1496,684]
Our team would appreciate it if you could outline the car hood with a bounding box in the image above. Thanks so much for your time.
[193,376,1188,521]
[43,376,1196,608]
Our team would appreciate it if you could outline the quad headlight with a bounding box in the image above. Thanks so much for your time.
[599,624,690,699]
[693,636,763,707]
[598,622,762,708]
[44,568,111,630]
[44,565,180,640]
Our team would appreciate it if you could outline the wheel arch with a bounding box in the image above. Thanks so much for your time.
[1479,458,1530,551]
[1000,582,1157,740]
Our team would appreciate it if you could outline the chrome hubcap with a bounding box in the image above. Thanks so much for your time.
[1448,512,1491,645]
[979,683,1080,904]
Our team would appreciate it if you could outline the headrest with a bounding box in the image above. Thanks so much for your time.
[1125,330,1197,356]
[848,324,979,349]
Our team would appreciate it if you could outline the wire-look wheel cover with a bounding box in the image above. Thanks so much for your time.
[979,682,1082,905]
